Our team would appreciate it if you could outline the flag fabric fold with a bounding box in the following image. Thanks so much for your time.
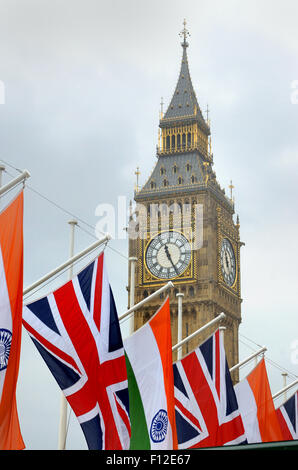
[173,328,246,448]
[234,358,283,443]
[276,390,298,441]
[22,252,130,450]
[0,190,25,450]
[124,297,177,450]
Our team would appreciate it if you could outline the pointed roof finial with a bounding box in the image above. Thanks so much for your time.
[206,103,211,126]
[135,166,141,192]
[160,96,164,118]
[229,180,235,200]
[179,18,190,48]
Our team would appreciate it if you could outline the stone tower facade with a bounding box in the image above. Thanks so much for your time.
[127,25,243,379]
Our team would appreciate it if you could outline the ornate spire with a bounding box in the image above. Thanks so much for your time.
[134,167,140,192]
[179,18,190,49]
[161,22,209,136]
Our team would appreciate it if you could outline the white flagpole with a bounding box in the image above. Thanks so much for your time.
[23,234,111,297]
[272,378,298,401]
[0,164,5,207]
[0,169,30,197]
[128,257,137,335]
[176,293,184,360]
[219,325,226,346]
[281,372,288,402]
[0,164,5,189]
[172,312,226,353]
[58,219,78,450]
[229,346,267,373]
[119,281,174,322]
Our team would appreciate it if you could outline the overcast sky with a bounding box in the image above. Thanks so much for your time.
[0,0,297,449]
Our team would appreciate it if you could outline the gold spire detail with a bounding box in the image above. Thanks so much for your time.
[203,161,209,185]
[179,19,190,48]
[135,167,141,192]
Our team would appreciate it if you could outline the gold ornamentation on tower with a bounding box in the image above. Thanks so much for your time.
[128,22,243,376]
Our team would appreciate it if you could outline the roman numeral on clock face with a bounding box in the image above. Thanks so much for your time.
[145,231,191,279]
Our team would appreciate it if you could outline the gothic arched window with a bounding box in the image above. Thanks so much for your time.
[189,286,195,297]
[166,135,170,150]
[187,132,191,147]
[171,134,175,149]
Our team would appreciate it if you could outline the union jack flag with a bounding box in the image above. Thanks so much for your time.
[276,390,298,441]
[22,252,131,450]
[173,329,247,448]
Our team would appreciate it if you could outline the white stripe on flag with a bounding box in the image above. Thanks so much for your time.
[125,323,171,449]
[234,378,262,443]
[0,246,12,399]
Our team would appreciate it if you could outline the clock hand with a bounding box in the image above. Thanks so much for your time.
[225,252,230,270]
[164,244,179,275]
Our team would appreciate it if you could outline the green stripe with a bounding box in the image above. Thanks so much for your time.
[125,352,150,450]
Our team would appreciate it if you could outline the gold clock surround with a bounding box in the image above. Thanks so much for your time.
[217,207,240,295]
[139,227,197,287]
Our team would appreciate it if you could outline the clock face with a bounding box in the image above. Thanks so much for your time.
[145,231,191,279]
[220,238,236,286]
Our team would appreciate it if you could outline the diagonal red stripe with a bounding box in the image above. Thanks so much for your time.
[215,330,221,398]
[115,393,131,439]
[22,318,81,374]
[174,397,203,432]
[54,277,125,449]
[182,351,219,442]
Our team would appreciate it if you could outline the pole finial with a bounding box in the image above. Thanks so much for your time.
[160,96,164,119]
[179,19,190,48]
[206,103,210,126]
[135,166,141,192]
[229,180,234,200]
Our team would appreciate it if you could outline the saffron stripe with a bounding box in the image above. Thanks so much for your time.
[149,298,177,449]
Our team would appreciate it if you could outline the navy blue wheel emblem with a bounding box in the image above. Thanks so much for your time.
[150,409,168,443]
[0,329,12,371]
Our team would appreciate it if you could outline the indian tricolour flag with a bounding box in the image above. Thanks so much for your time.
[124,297,177,450]
[0,191,24,449]
[234,358,283,443]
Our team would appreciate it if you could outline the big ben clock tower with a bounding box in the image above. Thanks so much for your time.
[128,22,243,376]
